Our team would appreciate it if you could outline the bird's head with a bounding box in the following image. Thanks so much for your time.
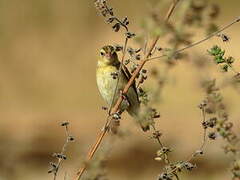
[98,45,119,67]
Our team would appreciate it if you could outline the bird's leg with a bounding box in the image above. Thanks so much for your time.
[108,90,131,134]
[110,111,121,134]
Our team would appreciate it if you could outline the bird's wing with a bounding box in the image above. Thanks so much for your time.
[121,65,140,103]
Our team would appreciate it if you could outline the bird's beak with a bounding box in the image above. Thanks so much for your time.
[105,53,111,60]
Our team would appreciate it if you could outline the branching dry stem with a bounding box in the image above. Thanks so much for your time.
[146,16,240,62]
[74,1,179,180]
[73,1,240,180]
[53,124,71,180]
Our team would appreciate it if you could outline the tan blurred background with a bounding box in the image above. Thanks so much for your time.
[0,0,239,179]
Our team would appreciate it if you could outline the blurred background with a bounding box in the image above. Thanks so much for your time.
[0,0,239,179]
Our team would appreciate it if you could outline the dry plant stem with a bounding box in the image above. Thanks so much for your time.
[146,0,180,166]
[147,0,179,58]
[74,1,179,180]
[53,126,70,180]
[147,16,240,62]
[113,0,180,111]
[186,107,207,162]
[199,108,207,151]
[74,129,107,180]
[167,108,208,176]
[152,125,171,166]
[108,37,129,114]
[74,13,240,180]
[74,38,129,180]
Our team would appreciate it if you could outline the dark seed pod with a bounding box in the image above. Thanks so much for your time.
[112,23,121,32]
[61,121,69,126]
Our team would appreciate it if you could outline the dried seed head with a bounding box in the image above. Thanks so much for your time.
[152,130,162,139]
[124,59,130,65]
[183,162,196,171]
[112,23,121,32]
[194,150,204,157]
[237,16,240,22]
[102,106,108,111]
[61,121,69,126]
[107,17,114,23]
[141,69,147,73]
[125,32,136,39]
[158,172,173,180]
[114,44,123,52]
[53,153,67,160]
[217,33,230,42]
[122,17,129,26]
[50,162,57,168]
[135,54,141,60]
[208,132,217,140]
[68,136,75,142]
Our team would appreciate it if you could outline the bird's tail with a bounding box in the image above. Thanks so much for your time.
[127,107,150,132]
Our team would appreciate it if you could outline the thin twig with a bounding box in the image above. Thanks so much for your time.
[74,128,107,180]
[199,107,207,152]
[146,0,180,167]
[52,124,71,180]
[151,125,170,165]
[146,0,179,58]
[108,37,129,115]
[186,106,207,162]
[110,0,179,114]
[146,16,240,62]
[74,1,184,179]
[165,106,208,177]
[74,13,240,180]
[74,23,129,180]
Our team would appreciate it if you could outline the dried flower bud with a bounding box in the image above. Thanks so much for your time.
[107,17,115,23]
[102,106,108,111]
[208,132,217,140]
[155,157,163,161]
[135,54,141,60]
[53,153,67,160]
[194,150,204,156]
[183,162,196,171]
[112,23,121,32]
[217,33,230,42]
[135,48,141,53]
[198,100,207,109]
[127,47,134,56]
[152,130,162,139]
[124,59,130,65]
[114,44,123,52]
[157,47,163,51]
[50,162,57,168]
[158,173,173,180]
[61,121,69,126]
[122,17,129,26]
[125,32,136,39]
[68,136,75,142]
[141,69,147,73]
[157,147,171,157]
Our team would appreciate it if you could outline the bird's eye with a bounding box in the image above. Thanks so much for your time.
[100,52,105,56]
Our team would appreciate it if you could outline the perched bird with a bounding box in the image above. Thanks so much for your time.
[96,45,149,131]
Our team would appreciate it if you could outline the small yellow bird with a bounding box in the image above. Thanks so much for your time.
[96,45,149,131]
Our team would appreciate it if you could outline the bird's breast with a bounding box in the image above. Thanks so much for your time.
[96,66,119,105]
